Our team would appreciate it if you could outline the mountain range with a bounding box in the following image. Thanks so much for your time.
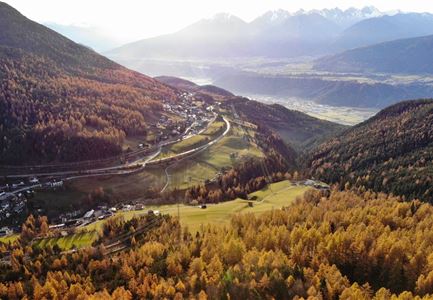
[107,8,433,60]
[331,13,433,50]
[42,7,383,57]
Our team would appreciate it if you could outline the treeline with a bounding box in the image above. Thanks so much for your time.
[3,189,433,298]
[308,99,433,202]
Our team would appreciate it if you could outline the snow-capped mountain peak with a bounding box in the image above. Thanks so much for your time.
[251,9,291,27]
[314,6,383,28]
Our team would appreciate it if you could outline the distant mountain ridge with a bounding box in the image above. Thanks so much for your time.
[315,34,433,74]
[332,13,433,50]
[107,6,391,60]
[311,6,383,27]
[155,76,234,100]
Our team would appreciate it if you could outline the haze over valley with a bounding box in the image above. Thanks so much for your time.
[99,6,433,123]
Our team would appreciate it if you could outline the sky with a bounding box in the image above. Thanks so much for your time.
[5,0,433,43]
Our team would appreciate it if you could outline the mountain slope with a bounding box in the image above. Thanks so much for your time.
[333,13,433,50]
[0,2,177,164]
[308,99,433,201]
[108,13,250,59]
[315,34,433,74]
[227,97,347,151]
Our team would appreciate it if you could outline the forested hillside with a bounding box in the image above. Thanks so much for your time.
[3,189,433,298]
[308,99,433,201]
[0,2,177,164]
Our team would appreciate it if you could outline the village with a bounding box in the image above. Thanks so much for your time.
[153,92,215,144]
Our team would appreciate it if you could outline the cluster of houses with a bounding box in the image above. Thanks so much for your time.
[52,203,152,230]
[134,95,217,150]
[0,191,30,223]
[160,97,215,134]
[0,177,68,235]
[302,179,331,190]
[0,226,13,237]
[0,192,29,236]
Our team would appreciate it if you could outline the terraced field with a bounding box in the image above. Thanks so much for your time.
[0,234,19,244]
[32,231,97,250]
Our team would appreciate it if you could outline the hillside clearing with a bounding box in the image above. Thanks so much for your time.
[85,180,309,234]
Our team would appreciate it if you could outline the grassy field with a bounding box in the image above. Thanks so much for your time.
[31,188,87,219]
[70,170,162,200]
[85,180,309,233]
[29,170,163,221]
[0,234,19,244]
[201,121,225,136]
[131,180,307,232]
[24,180,309,250]
[32,231,98,250]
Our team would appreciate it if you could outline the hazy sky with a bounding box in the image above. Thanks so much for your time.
[5,0,433,43]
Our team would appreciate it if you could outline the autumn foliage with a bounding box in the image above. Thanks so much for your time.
[0,2,178,164]
[308,99,433,202]
[3,189,433,298]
